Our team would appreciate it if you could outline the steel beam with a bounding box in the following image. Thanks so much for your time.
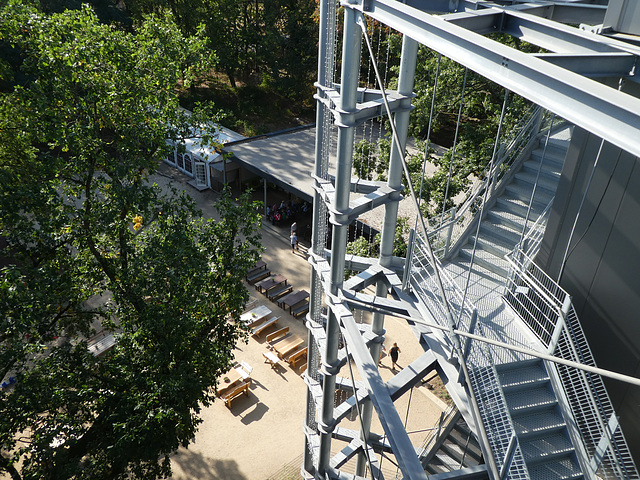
[338,308,429,479]
[501,9,640,55]
[533,52,636,77]
[346,0,640,159]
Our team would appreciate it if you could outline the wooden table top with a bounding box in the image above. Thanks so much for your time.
[280,290,309,309]
[240,305,272,327]
[216,368,243,395]
[274,334,304,359]
[87,333,117,357]
[255,274,286,292]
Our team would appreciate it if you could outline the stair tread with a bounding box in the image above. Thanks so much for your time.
[521,432,575,459]
[505,183,554,204]
[496,195,546,218]
[486,208,529,231]
[499,363,549,389]
[505,386,557,412]
[523,159,562,177]
[458,247,510,278]
[528,456,583,480]
[514,171,559,192]
[530,147,566,168]
[480,220,522,245]
[512,410,567,438]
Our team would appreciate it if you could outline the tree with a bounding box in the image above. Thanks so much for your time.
[0,4,262,479]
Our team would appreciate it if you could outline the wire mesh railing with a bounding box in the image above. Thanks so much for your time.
[504,246,640,480]
[410,232,530,480]
[425,105,554,260]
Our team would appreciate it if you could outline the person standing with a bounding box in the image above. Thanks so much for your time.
[389,342,401,370]
[290,232,298,253]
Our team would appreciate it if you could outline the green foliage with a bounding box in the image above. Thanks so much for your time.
[345,217,410,279]
[127,0,318,101]
[0,4,262,479]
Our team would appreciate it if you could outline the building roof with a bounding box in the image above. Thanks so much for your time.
[224,125,316,203]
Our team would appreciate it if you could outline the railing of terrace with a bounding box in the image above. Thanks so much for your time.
[504,247,639,480]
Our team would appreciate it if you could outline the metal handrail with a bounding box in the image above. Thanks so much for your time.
[426,105,551,260]
[504,246,640,480]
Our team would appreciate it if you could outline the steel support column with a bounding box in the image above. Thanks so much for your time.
[316,7,363,478]
[305,0,335,472]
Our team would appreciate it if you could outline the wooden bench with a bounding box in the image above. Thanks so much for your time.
[251,316,279,338]
[247,268,271,285]
[267,327,289,344]
[286,347,308,369]
[246,260,267,279]
[267,283,293,301]
[222,379,251,408]
[291,302,309,318]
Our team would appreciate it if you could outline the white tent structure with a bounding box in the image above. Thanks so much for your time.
[164,123,245,191]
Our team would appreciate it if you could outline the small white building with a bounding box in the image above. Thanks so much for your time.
[165,123,245,191]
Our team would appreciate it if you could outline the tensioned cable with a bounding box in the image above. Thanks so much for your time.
[341,294,640,388]
[415,53,442,230]
[356,20,500,476]
[441,67,468,220]
[458,90,509,325]
[355,15,452,321]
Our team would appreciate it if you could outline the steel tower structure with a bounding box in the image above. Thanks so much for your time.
[303,1,640,479]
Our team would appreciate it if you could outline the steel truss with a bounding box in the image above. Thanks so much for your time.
[303,1,640,479]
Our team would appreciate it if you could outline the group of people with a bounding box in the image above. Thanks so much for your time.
[266,199,309,227]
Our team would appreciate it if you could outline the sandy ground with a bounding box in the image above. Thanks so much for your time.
[152,165,449,480]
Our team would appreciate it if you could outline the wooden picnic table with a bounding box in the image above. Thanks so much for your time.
[255,274,286,294]
[273,334,304,359]
[278,290,310,312]
[240,305,272,328]
[216,367,243,396]
[247,260,267,276]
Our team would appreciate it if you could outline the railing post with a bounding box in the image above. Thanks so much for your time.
[402,228,416,291]
[547,294,571,355]
[499,433,519,480]
[443,207,456,258]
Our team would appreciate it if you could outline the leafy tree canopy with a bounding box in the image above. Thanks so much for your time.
[0,4,262,479]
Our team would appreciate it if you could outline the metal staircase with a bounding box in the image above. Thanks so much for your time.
[455,132,569,279]
[419,407,486,477]
[497,359,584,480]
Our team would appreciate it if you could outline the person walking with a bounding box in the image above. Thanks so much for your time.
[389,342,401,370]
[290,232,298,253]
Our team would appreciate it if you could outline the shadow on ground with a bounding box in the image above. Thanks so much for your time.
[171,450,246,480]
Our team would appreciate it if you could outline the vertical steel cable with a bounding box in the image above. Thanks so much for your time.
[441,67,468,220]
[415,53,442,229]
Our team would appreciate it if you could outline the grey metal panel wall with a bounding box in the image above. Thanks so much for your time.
[537,126,640,461]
